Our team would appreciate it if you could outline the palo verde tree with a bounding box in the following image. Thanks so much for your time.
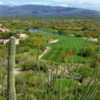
[7,37,16,100]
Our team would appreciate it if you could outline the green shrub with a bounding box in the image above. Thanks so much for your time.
[0,32,16,39]
[0,96,6,100]
[79,44,97,57]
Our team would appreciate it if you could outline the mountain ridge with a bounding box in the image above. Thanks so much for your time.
[0,5,100,17]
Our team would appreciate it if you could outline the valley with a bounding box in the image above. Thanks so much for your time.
[0,17,100,100]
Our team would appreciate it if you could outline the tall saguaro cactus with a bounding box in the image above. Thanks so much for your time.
[7,37,16,100]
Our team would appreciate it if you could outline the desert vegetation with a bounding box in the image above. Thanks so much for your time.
[0,18,100,100]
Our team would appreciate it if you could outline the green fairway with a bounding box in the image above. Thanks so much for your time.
[43,35,91,63]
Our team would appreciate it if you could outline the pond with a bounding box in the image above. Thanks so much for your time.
[28,28,53,34]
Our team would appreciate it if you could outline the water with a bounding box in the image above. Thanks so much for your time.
[28,28,51,34]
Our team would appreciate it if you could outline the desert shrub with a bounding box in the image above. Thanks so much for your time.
[57,29,68,35]
[79,44,97,57]
[16,52,37,70]
[16,71,47,100]
[19,37,35,49]
[16,52,48,72]
[0,96,5,100]
[0,32,16,39]
[74,65,93,78]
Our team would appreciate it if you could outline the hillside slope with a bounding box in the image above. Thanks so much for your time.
[0,5,100,17]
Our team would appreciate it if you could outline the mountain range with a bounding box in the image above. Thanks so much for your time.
[0,5,100,17]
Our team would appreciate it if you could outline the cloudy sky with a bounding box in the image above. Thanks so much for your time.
[0,0,100,11]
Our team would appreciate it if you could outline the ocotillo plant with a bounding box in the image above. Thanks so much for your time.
[7,37,16,100]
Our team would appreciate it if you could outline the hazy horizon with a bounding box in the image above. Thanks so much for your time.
[0,0,100,11]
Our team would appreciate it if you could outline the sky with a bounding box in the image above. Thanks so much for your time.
[0,0,100,11]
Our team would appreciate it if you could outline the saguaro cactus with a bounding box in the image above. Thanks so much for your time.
[7,37,16,100]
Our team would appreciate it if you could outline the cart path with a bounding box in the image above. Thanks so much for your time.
[14,39,59,75]
[39,39,59,60]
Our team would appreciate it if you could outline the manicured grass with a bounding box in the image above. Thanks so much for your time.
[41,28,58,33]
[43,35,91,63]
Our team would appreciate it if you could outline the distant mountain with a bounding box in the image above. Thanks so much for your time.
[0,5,100,17]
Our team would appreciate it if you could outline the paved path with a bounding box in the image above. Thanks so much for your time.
[39,39,59,60]
[14,39,59,75]
[39,46,51,60]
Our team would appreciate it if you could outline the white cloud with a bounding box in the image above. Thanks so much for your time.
[67,0,100,10]
[52,0,100,10]
[12,0,69,7]
[0,1,18,6]
[19,2,49,6]
[0,1,4,5]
